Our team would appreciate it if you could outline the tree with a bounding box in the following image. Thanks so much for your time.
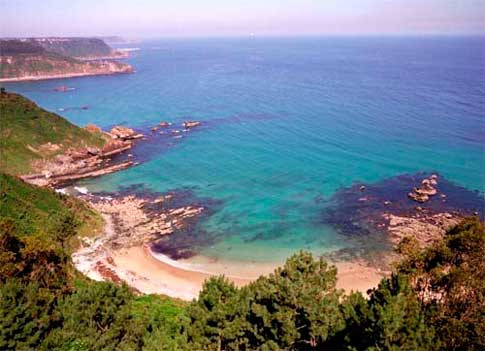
[396,217,485,350]
[186,276,240,351]
[186,251,345,350]
[43,282,146,351]
[242,251,344,350]
[0,280,59,351]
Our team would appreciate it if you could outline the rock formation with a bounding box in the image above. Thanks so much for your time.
[408,174,439,203]
[183,121,201,128]
[109,125,144,140]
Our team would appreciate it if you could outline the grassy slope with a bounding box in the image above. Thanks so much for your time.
[0,173,103,242]
[0,91,106,174]
[35,38,114,58]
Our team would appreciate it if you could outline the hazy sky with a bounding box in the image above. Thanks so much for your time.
[1,0,484,38]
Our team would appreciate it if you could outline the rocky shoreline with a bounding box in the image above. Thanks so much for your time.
[21,125,142,187]
[21,119,203,187]
[72,189,207,290]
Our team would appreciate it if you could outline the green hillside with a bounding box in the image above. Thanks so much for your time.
[0,91,106,174]
[0,173,102,239]
[1,38,115,59]
[31,38,114,58]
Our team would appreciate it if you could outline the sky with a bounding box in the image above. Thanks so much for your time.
[1,0,484,38]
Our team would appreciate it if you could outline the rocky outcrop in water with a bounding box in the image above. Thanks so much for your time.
[183,121,201,128]
[109,126,144,140]
[321,172,483,248]
[408,174,439,203]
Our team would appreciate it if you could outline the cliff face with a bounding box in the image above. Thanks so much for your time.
[0,39,133,82]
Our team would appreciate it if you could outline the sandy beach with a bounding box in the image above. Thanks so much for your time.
[106,245,386,300]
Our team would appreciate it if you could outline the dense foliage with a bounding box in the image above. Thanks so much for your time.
[0,40,46,55]
[0,173,483,350]
[31,38,114,58]
[0,174,186,350]
[0,38,113,58]
[0,91,106,174]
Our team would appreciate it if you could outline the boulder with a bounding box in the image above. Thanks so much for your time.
[159,121,170,127]
[415,186,437,196]
[110,125,136,139]
[102,139,128,153]
[183,120,201,128]
[87,147,100,156]
[408,191,429,203]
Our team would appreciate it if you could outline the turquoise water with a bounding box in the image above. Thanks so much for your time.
[5,37,484,262]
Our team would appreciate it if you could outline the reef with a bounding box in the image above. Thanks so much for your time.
[321,172,483,247]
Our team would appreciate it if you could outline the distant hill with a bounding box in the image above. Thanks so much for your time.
[0,38,133,81]
[0,40,46,55]
[0,91,106,174]
[30,37,113,58]
[3,37,124,59]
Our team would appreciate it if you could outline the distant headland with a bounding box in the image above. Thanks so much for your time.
[0,37,134,82]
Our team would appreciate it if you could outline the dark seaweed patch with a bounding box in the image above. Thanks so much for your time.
[320,172,484,237]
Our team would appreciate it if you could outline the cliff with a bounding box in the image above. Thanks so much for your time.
[0,39,133,82]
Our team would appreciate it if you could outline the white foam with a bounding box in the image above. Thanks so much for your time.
[74,186,89,194]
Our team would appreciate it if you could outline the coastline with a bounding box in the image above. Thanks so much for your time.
[0,70,133,83]
[70,172,483,301]
[71,171,485,301]
[77,240,386,301]
[72,207,387,301]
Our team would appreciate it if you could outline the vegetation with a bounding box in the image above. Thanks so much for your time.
[0,40,46,55]
[33,38,113,58]
[0,173,483,350]
[0,38,114,58]
[0,91,106,174]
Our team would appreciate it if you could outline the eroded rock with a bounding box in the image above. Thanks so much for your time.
[110,125,143,140]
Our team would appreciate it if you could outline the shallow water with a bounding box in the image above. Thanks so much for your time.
[5,36,485,263]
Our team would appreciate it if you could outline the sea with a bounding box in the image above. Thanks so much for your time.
[5,36,485,266]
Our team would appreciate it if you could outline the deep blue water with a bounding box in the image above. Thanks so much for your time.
[5,37,485,262]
